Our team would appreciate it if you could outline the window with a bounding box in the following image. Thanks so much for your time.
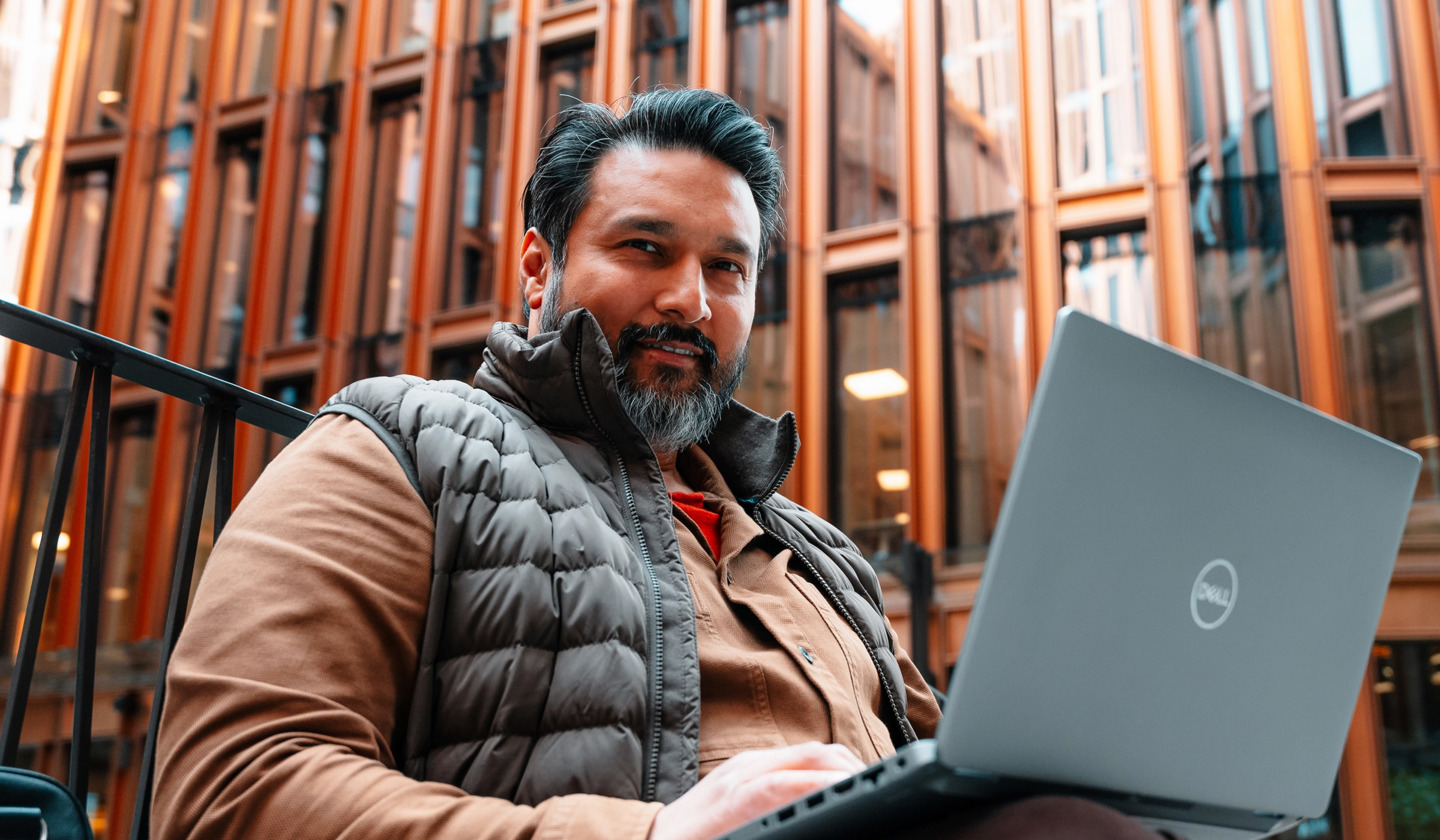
[1303,0,1409,157]
[200,132,263,379]
[1052,0,1147,189]
[383,0,437,56]
[98,406,158,645]
[46,167,115,332]
[830,270,908,558]
[353,92,425,381]
[829,0,899,230]
[134,125,195,356]
[1062,228,1156,340]
[1374,641,1440,840]
[73,0,142,134]
[538,42,595,139]
[308,0,351,87]
[632,0,689,92]
[431,343,486,381]
[938,0,1026,566]
[164,0,216,124]
[1331,207,1439,540]
[728,0,791,421]
[233,0,282,98]
[444,8,511,312]
[276,89,337,345]
[259,375,315,466]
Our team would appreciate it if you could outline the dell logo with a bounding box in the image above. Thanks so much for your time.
[1191,559,1238,630]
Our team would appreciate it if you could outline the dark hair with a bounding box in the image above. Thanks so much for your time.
[522,88,784,282]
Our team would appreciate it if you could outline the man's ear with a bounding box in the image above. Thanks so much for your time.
[519,228,553,335]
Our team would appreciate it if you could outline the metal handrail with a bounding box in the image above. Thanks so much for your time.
[0,300,314,837]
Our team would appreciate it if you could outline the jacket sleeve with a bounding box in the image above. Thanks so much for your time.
[889,622,943,740]
[153,414,663,840]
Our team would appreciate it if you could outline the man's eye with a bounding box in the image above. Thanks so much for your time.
[713,260,743,274]
[626,240,660,253]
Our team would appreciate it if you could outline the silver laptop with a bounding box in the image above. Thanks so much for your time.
[724,306,1420,840]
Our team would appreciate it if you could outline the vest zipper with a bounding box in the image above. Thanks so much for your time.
[748,507,917,746]
[571,355,665,802]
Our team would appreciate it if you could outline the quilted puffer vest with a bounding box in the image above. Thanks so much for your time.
[317,310,917,806]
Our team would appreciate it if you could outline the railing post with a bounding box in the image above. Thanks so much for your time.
[129,398,227,840]
[0,359,94,765]
[70,358,112,801]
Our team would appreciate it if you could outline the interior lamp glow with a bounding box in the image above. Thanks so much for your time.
[843,368,908,400]
[876,469,910,492]
[97,90,122,105]
[31,530,71,552]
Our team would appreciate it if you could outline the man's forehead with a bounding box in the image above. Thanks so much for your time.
[584,146,761,243]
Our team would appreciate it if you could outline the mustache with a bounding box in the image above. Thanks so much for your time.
[615,323,720,371]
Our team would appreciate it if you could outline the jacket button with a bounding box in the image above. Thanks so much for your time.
[799,646,814,664]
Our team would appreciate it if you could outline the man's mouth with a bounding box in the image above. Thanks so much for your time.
[639,340,702,358]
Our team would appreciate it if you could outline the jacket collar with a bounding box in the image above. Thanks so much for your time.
[475,309,799,505]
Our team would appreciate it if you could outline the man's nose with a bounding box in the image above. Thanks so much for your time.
[654,257,712,323]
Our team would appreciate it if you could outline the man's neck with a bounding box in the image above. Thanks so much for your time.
[656,449,696,494]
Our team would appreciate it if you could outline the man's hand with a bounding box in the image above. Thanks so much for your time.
[648,742,866,840]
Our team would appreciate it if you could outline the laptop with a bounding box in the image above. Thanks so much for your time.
[722,307,1421,840]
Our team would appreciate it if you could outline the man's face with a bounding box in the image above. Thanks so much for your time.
[521,145,762,450]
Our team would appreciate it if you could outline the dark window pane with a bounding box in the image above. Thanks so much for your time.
[99,406,157,645]
[134,124,194,355]
[1062,228,1156,339]
[75,0,142,134]
[353,93,425,380]
[277,88,338,345]
[47,167,114,332]
[165,0,215,123]
[829,0,899,230]
[1053,0,1145,188]
[431,343,486,381]
[538,43,595,140]
[728,0,791,421]
[445,38,508,311]
[830,270,907,558]
[200,133,263,379]
[1332,208,1439,539]
[632,0,689,92]
[1374,642,1440,840]
[1345,110,1389,157]
[1302,0,1409,157]
[260,375,315,466]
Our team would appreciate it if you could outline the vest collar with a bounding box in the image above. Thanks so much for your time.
[475,310,799,505]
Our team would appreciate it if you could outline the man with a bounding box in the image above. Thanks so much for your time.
[154,89,1165,840]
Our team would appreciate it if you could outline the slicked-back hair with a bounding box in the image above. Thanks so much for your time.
[522,88,784,284]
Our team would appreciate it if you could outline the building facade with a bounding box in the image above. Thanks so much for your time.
[1,0,1439,837]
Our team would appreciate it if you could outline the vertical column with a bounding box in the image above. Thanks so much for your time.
[793,0,827,514]
[1017,0,1060,383]
[1137,0,1198,354]
[902,0,944,552]
[1265,0,1341,417]
[693,0,724,90]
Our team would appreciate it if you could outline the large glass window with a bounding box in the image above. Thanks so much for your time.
[308,0,351,87]
[829,0,899,231]
[1179,0,1299,398]
[632,0,689,92]
[134,125,195,355]
[200,132,263,379]
[1374,641,1440,840]
[1303,0,1409,157]
[538,42,595,139]
[74,0,141,134]
[232,0,281,98]
[1052,0,1147,189]
[98,406,157,645]
[728,0,791,420]
[46,167,115,330]
[382,0,437,56]
[938,0,1026,567]
[830,270,908,558]
[1331,207,1439,539]
[353,92,425,380]
[276,88,338,345]
[165,0,215,124]
[1062,228,1156,339]
[444,4,511,312]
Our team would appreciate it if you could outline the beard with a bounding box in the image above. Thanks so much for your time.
[538,270,747,454]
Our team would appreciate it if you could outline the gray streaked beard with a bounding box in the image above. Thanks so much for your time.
[539,273,746,454]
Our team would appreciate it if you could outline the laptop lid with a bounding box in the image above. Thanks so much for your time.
[939,307,1420,819]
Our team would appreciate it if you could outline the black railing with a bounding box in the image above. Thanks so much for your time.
[0,300,312,836]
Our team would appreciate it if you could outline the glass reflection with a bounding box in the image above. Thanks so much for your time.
[1303,0,1409,157]
[234,0,280,97]
[1052,0,1147,189]
[830,271,908,558]
[309,0,350,87]
[1373,641,1440,840]
[1332,209,1439,539]
[99,407,157,645]
[76,0,141,133]
[446,36,508,311]
[829,0,899,230]
[538,44,595,140]
[632,0,689,92]
[385,0,437,56]
[48,168,113,330]
[167,0,215,122]
[729,0,791,421]
[277,88,337,344]
[1062,229,1156,339]
[201,134,262,379]
[354,94,425,380]
[136,125,194,356]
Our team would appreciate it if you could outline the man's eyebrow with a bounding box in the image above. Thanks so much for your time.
[713,235,756,264]
[611,216,756,264]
